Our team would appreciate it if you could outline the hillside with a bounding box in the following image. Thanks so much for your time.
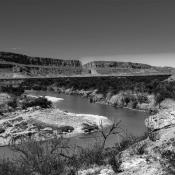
[83,61,173,75]
[0,52,82,78]
[0,52,174,78]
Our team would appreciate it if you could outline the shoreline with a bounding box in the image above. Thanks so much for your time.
[27,89,153,113]
[0,103,112,147]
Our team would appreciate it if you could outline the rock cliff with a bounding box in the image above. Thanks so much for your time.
[0,52,82,77]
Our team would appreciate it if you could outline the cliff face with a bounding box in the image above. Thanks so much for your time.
[83,61,173,75]
[0,52,82,77]
[0,52,173,78]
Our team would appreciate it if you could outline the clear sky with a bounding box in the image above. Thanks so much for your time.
[0,0,175,66]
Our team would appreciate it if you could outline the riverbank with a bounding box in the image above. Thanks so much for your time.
[0,91,175,174]
[0,104,112,146]
[77,98,175,175]
[46,87,157,113]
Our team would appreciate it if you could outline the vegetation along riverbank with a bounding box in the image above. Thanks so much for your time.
[0,75,175,174]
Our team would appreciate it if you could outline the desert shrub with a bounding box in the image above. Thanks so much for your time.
[148,108,159,115]
[123,95,130,105]
[137,94,149,103]
[69,143,105,170]
[148,131,160,141]
[161,150,175,175]
[108,153,122,173]
[22,75,169,95]
[134,142,147,155]
[7,98,18,109]
[0,159,30,175]
[10,138,69,175]
[22,97,52,109]
[1,86,24,96]
[0,121,151,174]
[115,136,137,152]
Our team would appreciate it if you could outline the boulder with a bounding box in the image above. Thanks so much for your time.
[82,122,99,133]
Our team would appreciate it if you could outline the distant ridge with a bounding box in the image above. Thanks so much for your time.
[83,61,174,75]
[0,52,82,78]
[0,52,173,78]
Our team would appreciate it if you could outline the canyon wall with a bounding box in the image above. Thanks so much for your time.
[0,52,173,78]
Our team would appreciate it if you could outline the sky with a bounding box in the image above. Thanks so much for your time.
[0,0,175,66]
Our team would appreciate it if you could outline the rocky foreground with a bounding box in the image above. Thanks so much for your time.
[78,98,175,175]
[1,91,175,174]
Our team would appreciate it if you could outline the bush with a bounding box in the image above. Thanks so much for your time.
[161,150,175,175]
[22,97,52,109]
[0,159,29,175]
[69,143,105,170]
[137,94,149,103]
[7,98,18,109]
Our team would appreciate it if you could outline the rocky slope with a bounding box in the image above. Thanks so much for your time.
[78,99,175,175]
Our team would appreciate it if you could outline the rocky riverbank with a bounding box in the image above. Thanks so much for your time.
[0,104,112,146]
[49,87,156,112]
[78,98,175,175]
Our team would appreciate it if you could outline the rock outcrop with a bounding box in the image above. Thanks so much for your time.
[77,99,175,175]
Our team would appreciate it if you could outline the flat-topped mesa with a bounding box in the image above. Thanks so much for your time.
[83,61,172,75]
[0,52,82,77]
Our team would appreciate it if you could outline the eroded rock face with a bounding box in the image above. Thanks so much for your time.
[145,99,175,131]
[145,110,175,131]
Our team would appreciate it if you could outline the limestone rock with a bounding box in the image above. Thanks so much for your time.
[145,110,175,131]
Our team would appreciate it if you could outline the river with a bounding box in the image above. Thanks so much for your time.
[28,91,147,146]
[0,90,148,159]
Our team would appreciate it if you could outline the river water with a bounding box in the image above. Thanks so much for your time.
[0,91,148,159]
[31,91,147,135]
[28,91,148,146]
